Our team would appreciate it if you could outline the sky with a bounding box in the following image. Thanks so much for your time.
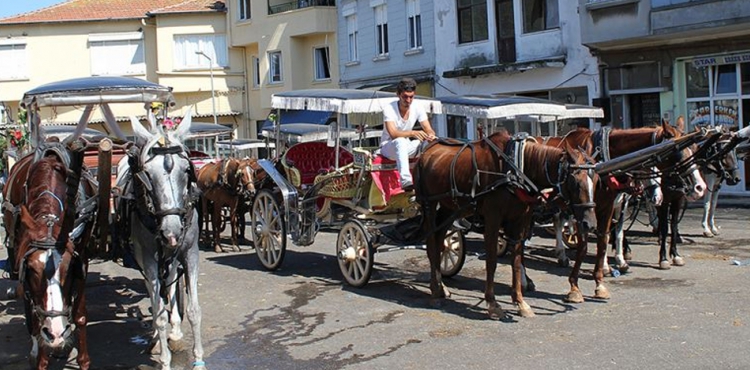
[0,0,67,19]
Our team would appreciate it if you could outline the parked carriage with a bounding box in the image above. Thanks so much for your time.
[249,89,466,287]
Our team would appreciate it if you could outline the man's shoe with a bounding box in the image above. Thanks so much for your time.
[401,182,414,192]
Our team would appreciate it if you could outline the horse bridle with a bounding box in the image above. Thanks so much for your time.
[129,144,198,248]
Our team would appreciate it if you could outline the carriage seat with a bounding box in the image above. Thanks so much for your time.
[282,142,354,188]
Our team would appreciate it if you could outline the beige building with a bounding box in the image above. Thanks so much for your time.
[227,0,339,137]
[0,0,245,138]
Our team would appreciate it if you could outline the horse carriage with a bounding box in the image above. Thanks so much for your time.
[2,76,206,370]
[248,89,468,287]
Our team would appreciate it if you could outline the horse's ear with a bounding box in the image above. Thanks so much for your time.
[171,107,193,143]
[130,116,152,147]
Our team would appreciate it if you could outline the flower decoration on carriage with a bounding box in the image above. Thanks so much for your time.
[162,117,182,131]
[7,108,30,151]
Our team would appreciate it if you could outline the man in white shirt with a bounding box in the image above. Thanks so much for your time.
[380,78,436,191]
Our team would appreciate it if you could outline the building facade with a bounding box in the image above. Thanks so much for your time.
[579,0,750,194]
[227,0,339,138]
[0,0,244,138]
[432,0,601,139]
[336,0,437,96]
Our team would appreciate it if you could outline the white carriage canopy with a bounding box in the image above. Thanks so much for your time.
[271,89,442,114]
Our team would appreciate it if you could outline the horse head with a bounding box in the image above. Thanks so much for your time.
[709,127,741,186]
[660,126,706,201]
[558,142,597,232]
[16,156,84,356]
[130,109,197,249]
[236,158,257,197]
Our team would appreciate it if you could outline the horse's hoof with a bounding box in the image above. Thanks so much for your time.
[602,264,611,275]
[564,290,584,303]
[442,286,452,298]
[518,302,535,318]
[429,297,444,308]
[525,280,536,292]
[168,338,186,352]
[594,285,610,300]
[232,245,241,252]
[675,235,684,244]
[617,263,629,273]
[672,256,685,266]
[214,245,223,253]
[557,257,570,268]
[487,303,508,321]
[703,231,714,238]
[659,260,671,270]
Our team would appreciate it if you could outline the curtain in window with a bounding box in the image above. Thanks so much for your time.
[174,34,228,69]
[314,47,330,80]
[0,44,27,79]
[347,15,358,61]
[90,39,145,76]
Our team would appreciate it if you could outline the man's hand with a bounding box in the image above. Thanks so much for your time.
[413,130,436,141]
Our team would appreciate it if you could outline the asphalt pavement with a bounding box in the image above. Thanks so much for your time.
[1,205,750,370]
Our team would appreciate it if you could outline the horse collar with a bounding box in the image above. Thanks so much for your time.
[593,127,612,162]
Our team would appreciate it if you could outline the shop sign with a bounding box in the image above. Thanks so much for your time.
[692,52,750,67]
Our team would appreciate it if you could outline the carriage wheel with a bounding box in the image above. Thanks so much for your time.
[561,222,580,249]
[251,189,287,271]
[174,273,187,318]
[496,238,509,258]
[336,221,374,288]
[440,227,466,278]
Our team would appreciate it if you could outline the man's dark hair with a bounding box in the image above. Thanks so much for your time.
[396,77,417,94]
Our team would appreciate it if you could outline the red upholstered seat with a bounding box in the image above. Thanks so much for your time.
[284,142,354,186]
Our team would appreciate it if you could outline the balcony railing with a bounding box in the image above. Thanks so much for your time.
[268,0,335,15]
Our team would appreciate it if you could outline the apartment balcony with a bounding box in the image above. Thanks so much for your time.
[580,0,750,51]
[268,0,335,15]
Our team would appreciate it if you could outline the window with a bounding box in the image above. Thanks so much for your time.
[314,47,331,80]
[238,0,251,20]
[686,63,709,98]
[457,0,488,44]
[374,5,389,56]
[447,115,468,140]
[406,0,422,50]
[89,33,145,76]
[0,41,27,80]
[346,14,359,62]
[268,51,282,83]
[522,0,559,33]
[252,56,260,87]
[714,64,737,95]
[173,34,228,70]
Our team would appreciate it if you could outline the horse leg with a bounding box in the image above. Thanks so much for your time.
[612,194,629,273]
[670,198,685,266]
[229,201,240,252]
[166,281,185,352]
[657,203,671,270]
[592,193,614,300]
[484,226,507,320]
[701,175,715,237]
[508,221,534,318]
[709,181,721,235]
[74,278,91,370]
[552,213,570,267]
[141,262,173,369]
[424,203,448,306]
[212,205,223,253]
[184,231,206,370]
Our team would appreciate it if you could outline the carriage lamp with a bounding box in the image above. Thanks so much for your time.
[195,51,218,126]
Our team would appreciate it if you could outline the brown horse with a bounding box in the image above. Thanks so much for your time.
[415,131,597,319]
[196,157,257,252]
[2,150,96,369]
[542,120,705,301]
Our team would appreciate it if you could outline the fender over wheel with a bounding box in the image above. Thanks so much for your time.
[337,220,374,288]
[251,189,287,270]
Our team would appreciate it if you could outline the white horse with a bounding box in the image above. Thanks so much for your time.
[114,110,206,370]
[700,135,741,237]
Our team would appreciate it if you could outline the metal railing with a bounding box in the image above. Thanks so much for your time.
[268,0,335,15]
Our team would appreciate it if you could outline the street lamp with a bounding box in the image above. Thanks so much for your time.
[195,50,218,126]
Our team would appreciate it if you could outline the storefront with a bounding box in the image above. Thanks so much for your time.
[677,51,750,193]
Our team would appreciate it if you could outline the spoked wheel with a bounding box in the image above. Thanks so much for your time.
[251,189,287,270]
[174,273,188,318]
[496,238,509,258]
[440,227,466,277]
[337,220,374,288]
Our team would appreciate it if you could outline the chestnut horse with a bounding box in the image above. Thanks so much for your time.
[196,157,257,252]
[543,121,705,293]
[2,148,96,369]
[415,131,597,319]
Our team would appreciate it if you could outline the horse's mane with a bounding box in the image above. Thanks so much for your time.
[523,142,567,187]
[608,126,663,139]
[26,155,67,218]
[560,128,593,145]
